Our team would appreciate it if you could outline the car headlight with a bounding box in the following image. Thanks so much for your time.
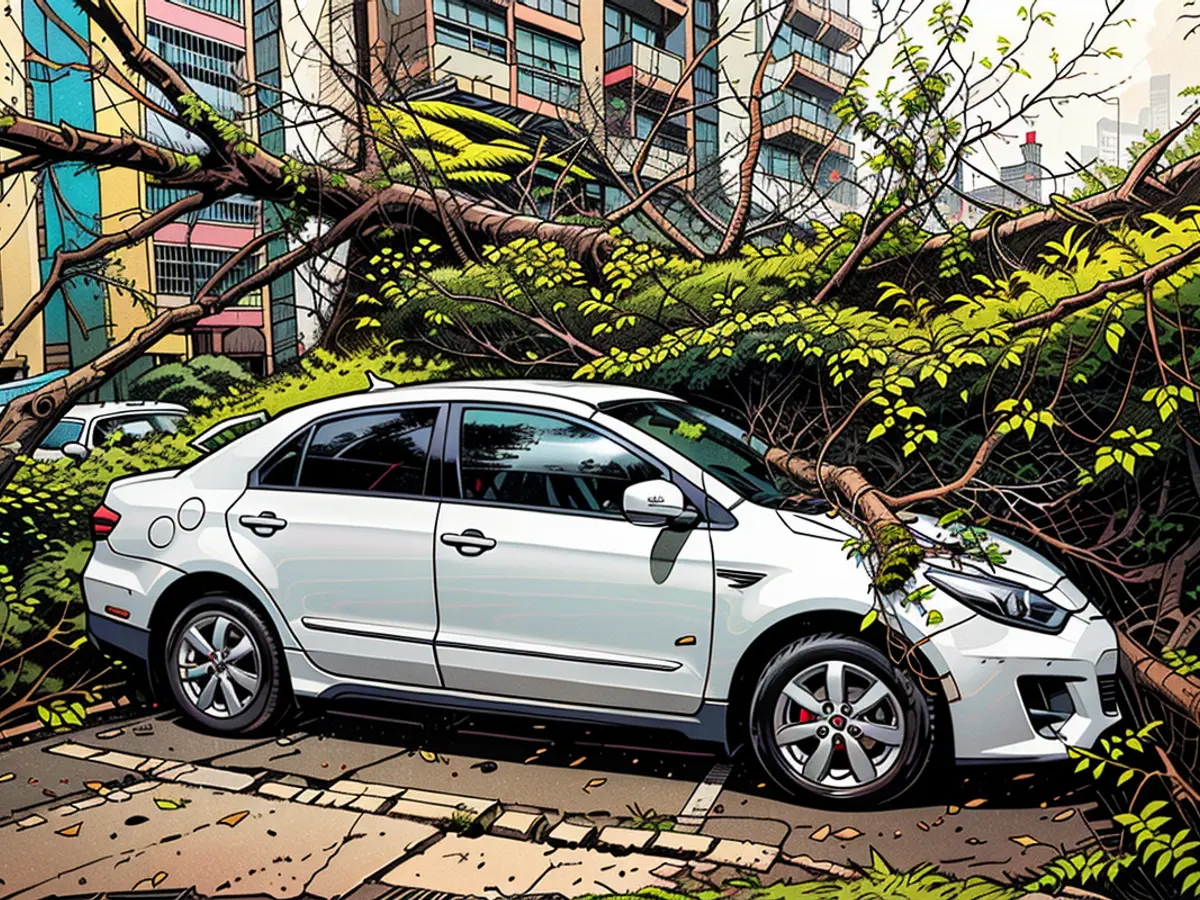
[925,566,1069,634]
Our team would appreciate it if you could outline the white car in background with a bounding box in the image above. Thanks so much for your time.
[80,378,1121,806]
[35,401,188,461]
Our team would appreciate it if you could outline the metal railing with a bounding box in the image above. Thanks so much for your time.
[604,40,684,84]
[772,31,853,75]
[170,0,242,21]
[146,186,258,225]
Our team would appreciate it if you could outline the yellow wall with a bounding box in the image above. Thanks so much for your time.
[0,1,47,377]
[92,0,187,358]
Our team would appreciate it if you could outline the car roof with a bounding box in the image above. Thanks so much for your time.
[366,378,681,407]
[67,401,189,420]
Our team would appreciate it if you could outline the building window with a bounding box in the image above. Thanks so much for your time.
[168,0,242,22]
[433,0,507,61]
[517,0,578,24]
[761,145,803,182]
[147,186,258,225]
[605,6,659,49]
[146,22,244,119]
[154,243,260,300]
[515,27,580,108]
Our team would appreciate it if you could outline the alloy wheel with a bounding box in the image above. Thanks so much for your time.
[174,611,263,719]
[771,658,906,792]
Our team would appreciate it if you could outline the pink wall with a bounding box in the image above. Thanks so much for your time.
[146,0,244,45]
[155,222,256,248]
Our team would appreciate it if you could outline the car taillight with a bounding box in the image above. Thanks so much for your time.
[92,504,121,540]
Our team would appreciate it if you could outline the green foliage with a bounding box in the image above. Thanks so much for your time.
[367,101,592,194]
[129,354,256,408]
[1164,647,1200,676]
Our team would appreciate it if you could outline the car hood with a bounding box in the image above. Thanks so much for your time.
[778,510,1089,610]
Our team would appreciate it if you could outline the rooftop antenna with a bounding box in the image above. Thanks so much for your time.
[365,371,397,392]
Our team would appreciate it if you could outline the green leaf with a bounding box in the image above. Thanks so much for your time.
[860,609,878,631]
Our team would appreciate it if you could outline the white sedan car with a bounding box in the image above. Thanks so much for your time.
[34,401,188,461]
[82,378,1121,805]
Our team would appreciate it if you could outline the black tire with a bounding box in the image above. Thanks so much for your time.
[748,632,935,807]
[163,593,289,735]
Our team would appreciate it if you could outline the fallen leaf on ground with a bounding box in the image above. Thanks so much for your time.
[1052,809,1076,822]
[832,827,862,840]
[966,837,986,845]
[568,757,586,767]
[84,781,103,792]
[946,805,960,815]
[917,821,930,831]
[583,778,606,793]
[0,773,12,784]
[96,729,124,740]
[419,751,437,763]
[470,760,497,774]
[523,755,541,764]
[154,798,186,810]
[964,798,988,808]
[809,824,831,841]
[56,823,82,837]
[1011,835,1042,848]
[217,810,250,828]
[1013,772,1036,781]
[152,872,169,886]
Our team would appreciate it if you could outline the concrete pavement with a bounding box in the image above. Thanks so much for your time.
[0,705,1105,899]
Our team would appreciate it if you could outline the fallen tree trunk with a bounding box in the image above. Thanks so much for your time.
[1117,631,1200,729]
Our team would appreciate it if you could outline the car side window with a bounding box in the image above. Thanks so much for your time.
[94,413,181,444]
[297,407,438,496]
[257,430,310,487]
[459,408,661,514]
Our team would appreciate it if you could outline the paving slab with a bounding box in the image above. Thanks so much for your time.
[0,780,438,900]
[703,787,1096,882]
[211,733,406,782]
[0,740,142,823]
[491,809,549,841]
[649,829,716,858]
[547,821,597,848]
[75,713,274,763]
[529,845,680,896]
[596,825,656,853]
[356,748,698,818]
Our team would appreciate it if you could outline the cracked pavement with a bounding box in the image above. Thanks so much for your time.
[0,705,1107,899]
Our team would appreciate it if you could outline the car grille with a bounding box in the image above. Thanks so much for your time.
[1098,674,1120,716]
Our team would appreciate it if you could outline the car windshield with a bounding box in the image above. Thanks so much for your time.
[605,400,797,507]
[39,418,85,450]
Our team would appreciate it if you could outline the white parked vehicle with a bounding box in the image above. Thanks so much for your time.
[81,378,1121,805]
[35,401,188,461]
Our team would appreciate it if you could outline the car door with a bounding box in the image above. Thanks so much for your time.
[228,403,444,687]
[433,403,715,715]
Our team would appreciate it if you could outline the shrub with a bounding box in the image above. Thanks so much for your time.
[130,354,256,407]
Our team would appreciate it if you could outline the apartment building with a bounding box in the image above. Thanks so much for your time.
[377,0,858,231]
[0,0,45,384]
[11,0,299,396]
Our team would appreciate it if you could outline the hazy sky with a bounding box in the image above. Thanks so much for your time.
[847,0,1196,189]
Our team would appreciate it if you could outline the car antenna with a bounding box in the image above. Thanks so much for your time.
[365,371,397,392]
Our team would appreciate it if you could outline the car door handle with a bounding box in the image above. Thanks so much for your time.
[440,529,496,556]
[240,512,287,536]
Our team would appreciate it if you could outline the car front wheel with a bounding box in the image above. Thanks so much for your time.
[749,633,935,806]
[163,594,288,734]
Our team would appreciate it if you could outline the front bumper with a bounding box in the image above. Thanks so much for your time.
[931,605,1121,761]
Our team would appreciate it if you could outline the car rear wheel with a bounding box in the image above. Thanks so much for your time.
[748,633,935,807]
[164,594,288,734]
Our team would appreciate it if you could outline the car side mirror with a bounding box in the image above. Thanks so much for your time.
[622,479,698,528]
[61,441,89,462]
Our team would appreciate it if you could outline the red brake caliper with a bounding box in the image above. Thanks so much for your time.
[797,707,814,723]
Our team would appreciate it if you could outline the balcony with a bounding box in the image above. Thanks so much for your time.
[789,0,863,51]
[432,43,511,104]
[608,136,689,182]
[772,37,853,95]
[762,92,854,158]
[604,40,687,97]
